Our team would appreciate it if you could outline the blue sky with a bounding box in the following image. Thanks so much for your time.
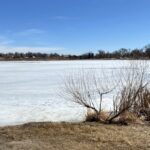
[0,0,150,54]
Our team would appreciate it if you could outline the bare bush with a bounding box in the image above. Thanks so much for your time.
[106,61,150,123]
[62,70,115,121]
[62,61,150,124]
[137,88,150,121]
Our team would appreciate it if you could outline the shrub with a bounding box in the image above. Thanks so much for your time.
[62,70,115,122]
[62,61,150,124]
[106,61,149,123]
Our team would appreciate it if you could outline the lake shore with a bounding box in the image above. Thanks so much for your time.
[0,122,149,150]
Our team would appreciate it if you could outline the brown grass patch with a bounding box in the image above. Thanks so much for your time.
[118,111,143,124]
[0,122,149,150]
[86,110,109,122]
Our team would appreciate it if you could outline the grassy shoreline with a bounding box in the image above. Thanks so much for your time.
[0,122,149,150]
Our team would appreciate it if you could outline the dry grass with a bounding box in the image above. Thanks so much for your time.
[118,111,143,124]
[86,110,109,122]
[0,122,149,150]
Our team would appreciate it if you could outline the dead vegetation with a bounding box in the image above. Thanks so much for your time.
[63,61,150,124]
[0,122,149,150]
[85,109,109,122]
[62,69,116,122]
[106,62,150,124]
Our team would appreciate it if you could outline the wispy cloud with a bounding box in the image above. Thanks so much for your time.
[0,45,64,53]
[15,28,45,36]
[0,36,14,45]
[54,16,69,20]
[0,29,65,53]
[52,16,78,21]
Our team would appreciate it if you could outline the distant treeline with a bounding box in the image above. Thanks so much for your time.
[1,46,150,60]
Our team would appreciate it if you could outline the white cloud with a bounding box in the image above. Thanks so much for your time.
[0,45,65,53]
[54,16,69,20]
[0,36,14,45]
[15,28,45,36]
[52,16,78,21]
[0,29,65,53]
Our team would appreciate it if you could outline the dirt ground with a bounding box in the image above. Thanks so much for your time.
[0,122,149,150]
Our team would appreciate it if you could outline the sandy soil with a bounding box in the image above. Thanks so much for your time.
[0,122,149,150]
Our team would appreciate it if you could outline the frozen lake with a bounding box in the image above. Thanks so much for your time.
[0,60,149,126]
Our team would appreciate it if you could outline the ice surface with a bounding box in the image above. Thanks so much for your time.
[0,60,149,126]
